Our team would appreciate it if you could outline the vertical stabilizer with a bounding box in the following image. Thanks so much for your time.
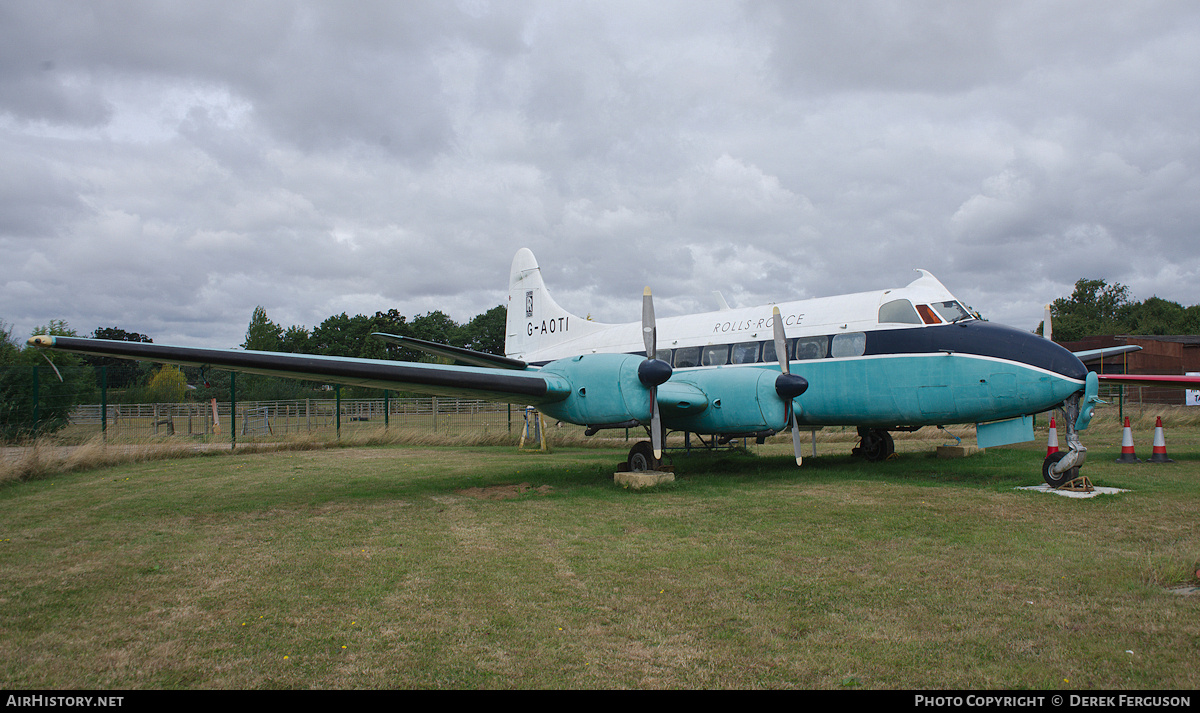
[505,248,607,361]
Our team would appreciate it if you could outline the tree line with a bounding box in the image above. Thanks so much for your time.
[1,305,505,440]
[1039,279,1200,342]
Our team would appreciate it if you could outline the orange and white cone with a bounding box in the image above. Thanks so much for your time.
[1149,416,1174,463]
[1115,416,1140,463]
[1046,416,1059,456]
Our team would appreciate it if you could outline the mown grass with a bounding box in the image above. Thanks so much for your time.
[1,408,1197,689]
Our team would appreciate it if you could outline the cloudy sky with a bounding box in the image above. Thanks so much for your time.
[3,0,1199,349]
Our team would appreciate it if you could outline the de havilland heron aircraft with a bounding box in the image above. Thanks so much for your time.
[31,247,1159,486]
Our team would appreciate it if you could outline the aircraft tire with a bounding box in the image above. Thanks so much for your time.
[857,429,895,462]
[627,441,658,472]
[1041,452,1079,488]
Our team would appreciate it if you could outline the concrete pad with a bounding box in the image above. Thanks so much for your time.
[937,445,983,459]
[1015,484,1129,499]
[614,471,674,489]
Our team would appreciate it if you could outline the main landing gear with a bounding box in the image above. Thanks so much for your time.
[627,441,659,472]
[853,427,895,462]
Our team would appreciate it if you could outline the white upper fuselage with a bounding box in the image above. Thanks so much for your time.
[506,262,966,365]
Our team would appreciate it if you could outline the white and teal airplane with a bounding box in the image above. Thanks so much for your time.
[30,248,1109,485]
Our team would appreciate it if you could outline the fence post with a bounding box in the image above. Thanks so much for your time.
[384,390,389,430]
[100,366,108,442]
[230,372,236,450]
[31,365,39,436]
[335,385,341,440]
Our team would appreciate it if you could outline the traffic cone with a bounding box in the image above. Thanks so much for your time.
[1149,416,1174,463]
[1115,417,1140,463]
[1046,416,1059,456]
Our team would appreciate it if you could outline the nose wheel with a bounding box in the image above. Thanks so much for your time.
[1041,451,1079,487]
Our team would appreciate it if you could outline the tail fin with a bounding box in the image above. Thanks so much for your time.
[505,248,608,361]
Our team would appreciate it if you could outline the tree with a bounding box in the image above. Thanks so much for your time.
[1123,296,1199,336]
[1,320,95,441]
[280,324,311,353]
[461,305,506,355]
[80,327,154,390]
[145,365,188,403]
[1047,279,1134,341]
[242,306,283,352]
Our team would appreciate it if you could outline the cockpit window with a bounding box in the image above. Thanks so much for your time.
[878,299,922,324]
[932,300,971,323]
[915,304,942,324]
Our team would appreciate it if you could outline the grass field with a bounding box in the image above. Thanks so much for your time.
[1,407,1197,689]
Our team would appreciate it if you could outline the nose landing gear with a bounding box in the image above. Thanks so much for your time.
[1042,392,1088,487]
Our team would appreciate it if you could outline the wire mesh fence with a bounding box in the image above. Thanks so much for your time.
[63,397,530,441]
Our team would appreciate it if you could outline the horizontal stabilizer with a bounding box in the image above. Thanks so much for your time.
[371,333,527,370]
[1072,345,1142,363]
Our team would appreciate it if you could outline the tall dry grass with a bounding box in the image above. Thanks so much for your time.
[0,425,625,485]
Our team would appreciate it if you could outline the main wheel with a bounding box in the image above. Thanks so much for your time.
[1042,451,1079,487]
[856,429,895,462]
[627,441,658,472]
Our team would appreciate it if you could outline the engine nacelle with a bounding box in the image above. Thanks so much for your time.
[668,367,790,435]
[536,353,653,426]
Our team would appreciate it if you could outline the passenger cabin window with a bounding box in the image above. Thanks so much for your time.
[731,341,760,364]
[794,336,828,360]
[831,332,866,358]
[878,299,922,324]
[702,345,729,366]
[673,346,700,368]
[761,338,791,363]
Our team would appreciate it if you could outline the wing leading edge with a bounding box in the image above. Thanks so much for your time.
[27,335,569,404]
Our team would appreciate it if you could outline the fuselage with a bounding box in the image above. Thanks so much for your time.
[509,266,1088,430]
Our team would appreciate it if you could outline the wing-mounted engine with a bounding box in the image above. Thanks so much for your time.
[668,367,792,436]
[536,353,656,427]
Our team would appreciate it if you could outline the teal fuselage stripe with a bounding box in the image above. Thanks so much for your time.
[668,353,1081,430]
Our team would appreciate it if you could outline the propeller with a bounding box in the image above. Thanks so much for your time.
[772,306,809,466]
[637,287,672,463]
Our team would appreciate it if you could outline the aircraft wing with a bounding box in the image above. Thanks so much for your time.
[27,335,569,405]
[1096,373,1200,389]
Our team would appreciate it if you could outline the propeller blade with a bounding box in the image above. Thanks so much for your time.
[642,287,656,359]
[790,410,803,466]
[651,397,662,460]
[773,307,807,466]
[642,287,664,462]
[772,306,789,374]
